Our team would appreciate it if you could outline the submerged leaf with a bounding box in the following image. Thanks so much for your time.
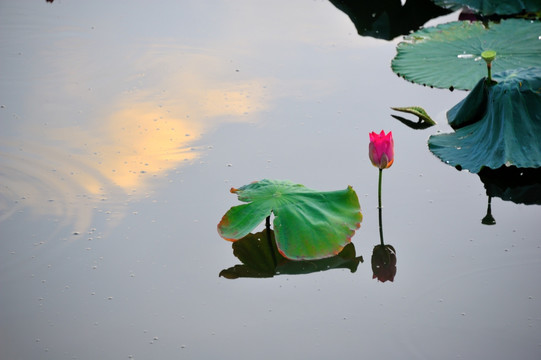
[391,19,541,90]
[428,67,541,173]
[217,179,362,260]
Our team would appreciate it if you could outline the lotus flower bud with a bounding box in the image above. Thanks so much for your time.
[369,130,394,169]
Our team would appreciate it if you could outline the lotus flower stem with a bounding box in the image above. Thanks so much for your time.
[378,169,385,246]
[369,130,393,246]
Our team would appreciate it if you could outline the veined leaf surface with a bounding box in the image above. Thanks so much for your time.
[218,179,362,260]
[391,19,541,90]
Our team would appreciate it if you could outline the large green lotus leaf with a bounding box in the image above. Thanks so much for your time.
[428,67,541,173]
[391,19,541,90]
[217,179,362,260]
[433,0,541,15]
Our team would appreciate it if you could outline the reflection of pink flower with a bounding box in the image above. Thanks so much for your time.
[371,244,397,282]
[369,131,394,169]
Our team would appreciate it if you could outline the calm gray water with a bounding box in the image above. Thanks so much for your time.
[1,1,540,359]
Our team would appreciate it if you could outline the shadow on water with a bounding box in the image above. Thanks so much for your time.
[391,114,434,130]
[479,166,541,206]
[478,166,541,225]
[220,226,401,282]
[371,244,397,282]
[219,228,364,279]
[328,0,451,40]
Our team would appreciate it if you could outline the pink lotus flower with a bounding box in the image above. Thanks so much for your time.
[369,130,394,169]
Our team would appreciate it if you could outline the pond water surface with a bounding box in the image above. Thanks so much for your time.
[1,1,541,359]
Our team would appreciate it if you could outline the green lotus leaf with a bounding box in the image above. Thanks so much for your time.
[428,67,541,173]
[445,71,489,128]
[433,0,541,16]
[217,179,362,260]
[391,19,541,90]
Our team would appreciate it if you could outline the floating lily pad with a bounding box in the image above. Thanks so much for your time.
[428,67,541,173]
[433,0,541,16]
[391,19,541,90]
[217,179,362,260]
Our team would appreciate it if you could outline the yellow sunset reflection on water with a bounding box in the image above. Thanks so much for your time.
[88,78,267,192]
[0,51,270,232]
[91,105,200,191]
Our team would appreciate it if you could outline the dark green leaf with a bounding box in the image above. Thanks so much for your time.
[428,67,541,173]
[391,19,541,90]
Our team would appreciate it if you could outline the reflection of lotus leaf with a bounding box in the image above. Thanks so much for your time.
[479,167,541,206]
[433,0,541,16]
[391,106,436,128]
[428,67,541,173]
[219,230,363,279]
[391,19,541,90]
[230,231,279,277]
[328,0,451,40]
[218,179,362,260]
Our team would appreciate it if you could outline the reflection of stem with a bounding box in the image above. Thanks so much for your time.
[265,215,277,266]
[378,169,384,246]
[482,196,496,225]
